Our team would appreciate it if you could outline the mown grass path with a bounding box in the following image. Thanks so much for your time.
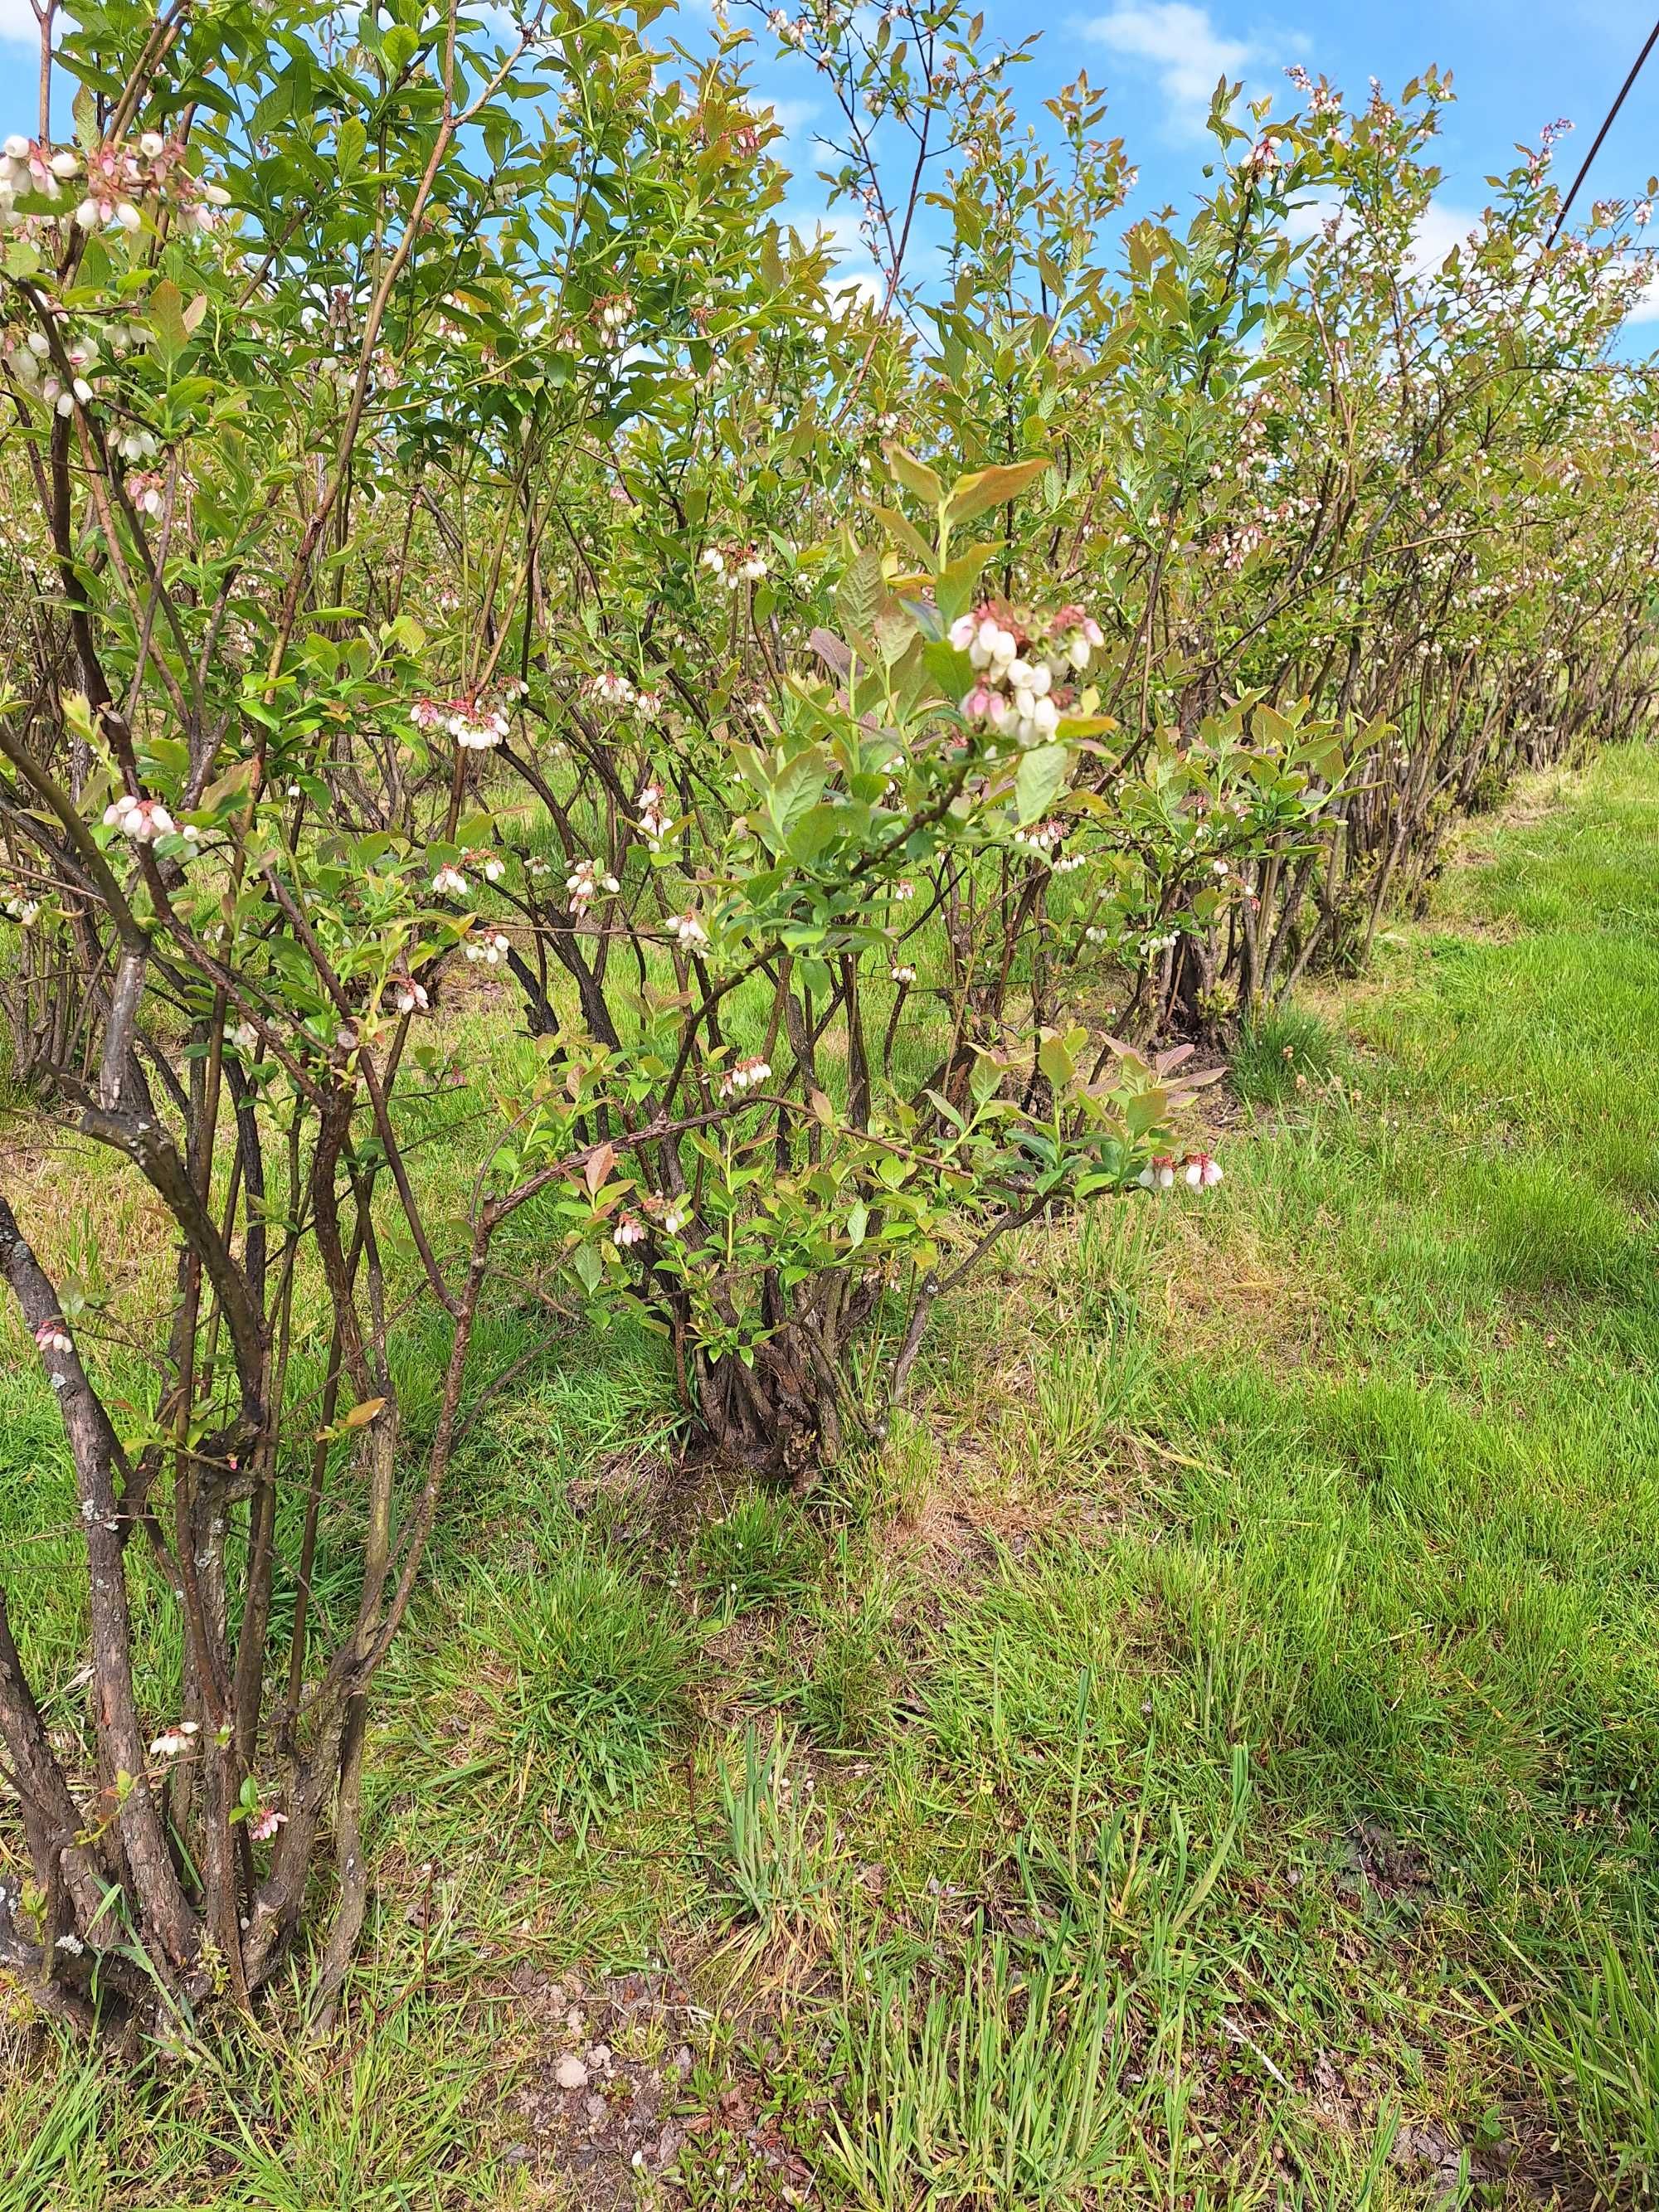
[1006,741,1659,2206]
[4,748,1658,2210]
[767,738,1659,2211]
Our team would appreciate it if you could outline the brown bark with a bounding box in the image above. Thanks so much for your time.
[0,1192,199,1981]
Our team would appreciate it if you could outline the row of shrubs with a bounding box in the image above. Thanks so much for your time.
[0,0,1652,2030]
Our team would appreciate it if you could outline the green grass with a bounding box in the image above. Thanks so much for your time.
[429,1531,693,1835]
[1230,1000,1344,1107]
[826,1913,1141,2210]
[1525,1918,1659,2205]
[7,746,1659,2206]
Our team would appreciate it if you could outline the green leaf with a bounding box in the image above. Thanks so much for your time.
[864,500,935,570]
[873,605,917,665]
[785,803,841,866]
[201,756,259,814]
[834,548,885,645]
[945,457,1052,527]
[922,639,973,701]
[969,1053,1002,1106]
[762,749,830,849]
[1038,1027,1087,1088]
[149,280,191,369]
[1014,742,1072,825]
[885,445,945,506]
[936,544,995,625]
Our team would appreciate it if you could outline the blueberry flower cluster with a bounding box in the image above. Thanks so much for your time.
[701,543,770,587]
[566,858,620,912]
[719,1055,771,1097]
[104,792,196,847]
[591,292,633,351]
[0,135,78,234]
[0,129,233,236]
[951,602,1105,747]
[636,781,675,852]
[1139,1150,1223,1191]
[410,682,524,750]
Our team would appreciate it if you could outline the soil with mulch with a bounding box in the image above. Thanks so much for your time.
[495,1959,821,2207]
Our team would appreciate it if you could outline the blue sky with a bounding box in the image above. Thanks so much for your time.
[1050,0,1659,239]
[3,2,1655,320]
[718,0,1659,329]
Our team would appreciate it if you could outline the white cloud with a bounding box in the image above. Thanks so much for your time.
[778,201,946,313]
[757,96,820,140]
[1284,187,1344,242]
[0,0,40,47]
[780,204,871,260]
[826,270,886,314]
[1287,192,1488,280]
[1408,202,1484,276]
[776,203,884,310]
[1618,265,1659,323]
[1078,3,1253,136]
